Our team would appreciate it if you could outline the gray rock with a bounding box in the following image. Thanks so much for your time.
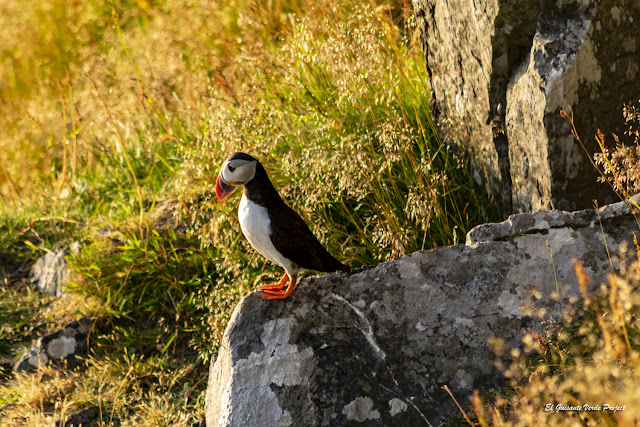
[29,245,76,297]
[412,0,640,212]
[14,347,50,373]
[15,318,92,373]
[205,197,638,426]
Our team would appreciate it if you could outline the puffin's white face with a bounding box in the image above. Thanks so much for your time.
[220,158,257,185]
[216,157,258,200]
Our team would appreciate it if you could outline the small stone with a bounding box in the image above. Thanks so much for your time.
[29,246,71,297]
[15,318,92,373]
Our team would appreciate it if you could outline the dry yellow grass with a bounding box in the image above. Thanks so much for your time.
[0,0,241,206]
[469,250,640,426]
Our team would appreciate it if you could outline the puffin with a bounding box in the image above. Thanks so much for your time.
[215,152,350,300]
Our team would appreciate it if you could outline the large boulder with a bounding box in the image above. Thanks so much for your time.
[412,0,640,212]
[205,197,638,426]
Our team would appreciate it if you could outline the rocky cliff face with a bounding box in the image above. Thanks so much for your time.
[205,198,639,426]
[412,0,640,212]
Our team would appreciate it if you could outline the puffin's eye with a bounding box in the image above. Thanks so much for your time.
[228,164,236,172]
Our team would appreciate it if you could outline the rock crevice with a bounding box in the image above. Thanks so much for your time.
[413,0,640,212]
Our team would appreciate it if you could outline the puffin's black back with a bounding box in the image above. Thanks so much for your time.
[243,160,350,274]
[268,201,350,273]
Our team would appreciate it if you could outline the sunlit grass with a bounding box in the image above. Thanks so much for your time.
[456,254,640,426]
[177,2,497,267]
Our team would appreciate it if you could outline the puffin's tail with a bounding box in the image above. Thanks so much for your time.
[330,256,351,274]
[323,253,351,274]
[337,263,351,274]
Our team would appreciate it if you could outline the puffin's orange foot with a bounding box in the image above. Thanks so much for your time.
[261,288,294,300]
[257,273,288,291]
[257,283,285,290]
[261,277,297,300]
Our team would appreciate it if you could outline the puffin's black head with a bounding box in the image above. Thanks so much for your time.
[215,152,259,200]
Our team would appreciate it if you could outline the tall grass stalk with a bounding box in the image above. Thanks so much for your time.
[473,255,640,425]
[177,2,497,267]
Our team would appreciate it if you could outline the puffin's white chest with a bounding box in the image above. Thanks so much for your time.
[238,194,299,274]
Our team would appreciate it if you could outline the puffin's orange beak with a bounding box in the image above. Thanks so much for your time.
[215,174,237,200]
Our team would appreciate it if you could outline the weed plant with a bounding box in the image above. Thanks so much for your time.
[467,253,640,426]
[594,100,640,199]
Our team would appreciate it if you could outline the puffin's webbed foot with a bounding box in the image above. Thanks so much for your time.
[257,272,288,291]
[261,276,297,300]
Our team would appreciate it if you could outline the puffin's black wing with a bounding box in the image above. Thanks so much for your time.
[268,202,349,273]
